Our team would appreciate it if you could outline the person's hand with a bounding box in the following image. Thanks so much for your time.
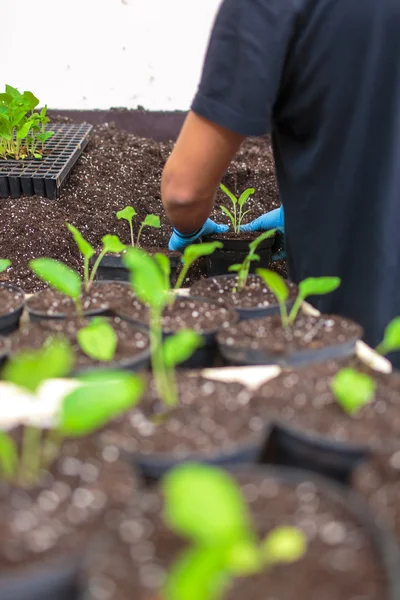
[168,218,229,252]
[240,205,286,261]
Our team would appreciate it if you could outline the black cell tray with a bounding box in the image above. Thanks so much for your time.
[0,123,93,199]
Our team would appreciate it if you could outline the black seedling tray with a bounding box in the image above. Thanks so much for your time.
[0,123,93,199]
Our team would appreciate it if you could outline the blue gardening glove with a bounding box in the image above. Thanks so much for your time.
[240,205,286,261]
[168,218,229,252]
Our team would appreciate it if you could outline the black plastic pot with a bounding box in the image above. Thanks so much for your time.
[202,233,276,277]
[0,283,25,334]
[0,335,10,368]
[93,252,181,286]
[71,345,151,376]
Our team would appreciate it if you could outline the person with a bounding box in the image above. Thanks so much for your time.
[161,0,400,358]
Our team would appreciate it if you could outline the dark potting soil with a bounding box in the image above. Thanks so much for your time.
[0,437,134,575]
[218,313,362,354]
[0,285,25,316]
[26,282,129,317]
[86,471,385,600]
[206,230,270,241]
[117,295,237,334]
[98,373,265,457]
[0,119,284,294]
[257,358,400,449]
[191,275,298,309]
[10,317,149,371]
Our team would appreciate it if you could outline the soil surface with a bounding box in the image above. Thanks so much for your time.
[10,317,149,372]
[0,119,284,293]
[191,275,298,309]
[117,295,238,335]
[218,314,362,355]
[0,438,134,575]
[26,282,130,318]
[256,358,400,449]
[0,285,25,316]
[204,230,274,241]
[86,470,386,600]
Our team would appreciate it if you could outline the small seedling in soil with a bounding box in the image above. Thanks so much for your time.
[77,317,118,362]
[174,241,223,292]
[376,317,400,356]
[123,247,203,407]
[0,85,54,160]
[257,269,341,328]
[228,230,277,291]
[0,338,144,488]
[219,184,255,233]
[162,463,307,600]
[116,206,161,247]
[331,368,376,415]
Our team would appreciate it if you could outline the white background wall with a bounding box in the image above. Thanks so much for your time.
[3,0,220,110]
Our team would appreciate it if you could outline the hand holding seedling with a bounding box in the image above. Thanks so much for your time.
[117,206,161,247]
[169,219,228,252]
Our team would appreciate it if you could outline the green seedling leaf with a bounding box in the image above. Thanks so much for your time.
[77,318,118,362]
[117,206,137,221]
[238,188,255,207]
[33,153,42,159]
[37,131,54,143]
[298,276,341,300]
[155,253,171,289]
[228,264,241,273]
[59,371,145,436]
[142,214,161,228]
[30,258,82,300]
[331,368,376,415]
[0,259,11,274]
[248,229,277,253]
[257,269,289,303]
[2,337,75,393]
[220,183,238,205]
[183,242,224,265]
[0,432,18,478]
[262,527,307,564]
[220,205,235,224]
[376,317,400,356]
[16,121,32,140]
[66,223,95,259]
[5,85,20,99]
[163,330,204,368]
[162,463,254,547]
[123,247,169,307]
[102,234,126,254]
[23,91,39,110]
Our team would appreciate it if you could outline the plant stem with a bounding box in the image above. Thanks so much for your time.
[136,224,145,247]
[375,342,387,356]
[19,426,41,487]
[74,296,84,320]
[88,249,107,289]
[150,306,177,407]
[288,295,303,325]
[129,220,134,247]
[41,429,62,472]
[233,202,237,233]
[84,257,90,292]
[280,300,289,329]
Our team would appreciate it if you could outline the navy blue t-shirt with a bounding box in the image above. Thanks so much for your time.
[192,0,400,354]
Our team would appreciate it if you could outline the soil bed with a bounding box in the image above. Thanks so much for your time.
[86,470,386,600]
[0,285,25,316]
[191,274,298,309]
[10,317,149,371]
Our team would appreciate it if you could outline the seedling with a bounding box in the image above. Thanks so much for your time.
[257,269,341,328]
[220,184,254,233]
[163,463,307,600]
[331,368,376,415]
[0,259,11,274]
[376,317,400,356]
[116,206,161,247]
[123,248,204,406]
[174,241,223,291]
[228,230,277,290]
[77,317,118,362]
[0,85,54,160]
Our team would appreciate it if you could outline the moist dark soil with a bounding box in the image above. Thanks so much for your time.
[26,282,130,318]
[0,119,284,294]
[0,285,25,316]
[10,317,149,371]
[218,313,362,354]
[256,358,400,449]
[191,275,298,309]
[0,437,134,576]
[86,470,386,600]
[205,230,271,241]
[117,295,238,335]
[98,373,265,458]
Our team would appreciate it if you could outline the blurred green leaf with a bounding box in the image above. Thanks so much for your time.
[220,183,237,205]
[123,247,168,307]
[298,276,341,300]
[261,527,307,564]
[163,330,203,368]
[77,318,118,362]
[142,214,161,228]
[331,368,376,415]
[0,432,18,479]
[376,317,400,356]
[67,223,95,260]
[117,206,137,222]
[30,258,82,300]
[257,269,289,303]
[102,234,126,254]
[0,259,11,274]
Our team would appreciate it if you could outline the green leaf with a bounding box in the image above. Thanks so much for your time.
[30,258,81,300]
[77,318,118,362]
[59,371,145,436]
[0,432,18,479]
[5,85,20,99]
[66,223,95,260]
[163,330,204,368]
[16,120,32,140]
[155,253,171,288]
[0,259,11,274]
[40,104,48,119]
[331,368,376,415]
[33,153,42,159]
[162,463,254,547]
[183,242,223,266]
[376,317,400,356]
[102,234,126,254]
[298,276,341,301]
[117,206,137,222]
[238,188,254,207]
[220,183,238,205]
[248,229,276,254]
[256,269,289,303]
[0,93,12,105]
[123,247,169,307]
[228,264,241,273]
[23,91,39,110]
[220,206,235,225]
[2,337,75,393]
[142,214,161,228]
[37,131,54,143]
[261,527,307,564]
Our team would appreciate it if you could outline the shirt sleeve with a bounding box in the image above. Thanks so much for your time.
[191,0,298,136]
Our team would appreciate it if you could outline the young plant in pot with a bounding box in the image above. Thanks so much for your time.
[202,184,278,276]
[191,230,298,321]
[0,259,25,337]
[27,228,128,320]
[0,338,145,600]
[217,269,362,368]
